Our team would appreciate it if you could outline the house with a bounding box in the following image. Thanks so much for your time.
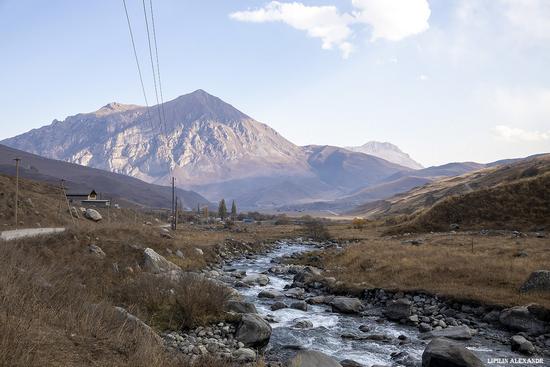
[66,190,111,207]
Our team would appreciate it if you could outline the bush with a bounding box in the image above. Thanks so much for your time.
[351,218,367,230]
[274,215,291,225]
[303,219,331,241]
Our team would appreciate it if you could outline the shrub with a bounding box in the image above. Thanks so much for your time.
[351,217,367,230]
[303,219,331,241]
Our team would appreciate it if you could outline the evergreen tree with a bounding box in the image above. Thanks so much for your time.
[218,199,227,220]
[231,200,237,219]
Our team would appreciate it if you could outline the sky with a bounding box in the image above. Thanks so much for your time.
[0,0,549,167]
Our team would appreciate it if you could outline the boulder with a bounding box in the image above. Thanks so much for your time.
[291,301,308,311]
[226,300,258,314]
[422,338,484,367]
[499,305,548,335]
[384,298,411,321]
[84,208,102,222]
[232,347,257,362]
[293,267,322,285]
[243,274,270,286]
[194,248,204,256]
[288,350,342,367]
[271,301,288,311]
[143,248,182,274]
[114,306,161,343]
[340,360,363,367]
[294,320,314,329]
[235,313,272,348]
[330,297,363,314]
[421,325,473,340]
[258,289,283,299]
[285,287,306,299]
[510,335,535,355]
[520,270,550,293]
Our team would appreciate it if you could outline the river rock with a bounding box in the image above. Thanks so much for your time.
[384,298,411,321]
[520,270,550,293]
[88,244,106,258]
[340,360,363,367]
[330,297,363,314]
[422,338,484,367]
[235,313,272,348]
[285,287,306,299]
[293,266,322,286]
[84,208,102,222]
[271,301,288,311]
[291,301,308,311]
[499,305,548,335]
[232,347,257,362]
[391,351,418,367]
[226,300,258,314]
[294,320,314,329]
[421,325,473,340]
[143,248,181,274]
[243,274,270,286]
[288,350,342,367]
[510,335,535,355]
[258,289,283,299]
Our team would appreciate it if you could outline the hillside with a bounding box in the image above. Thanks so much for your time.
[0,144,210,209]
[351,154,550,231]
[346,141,423,169]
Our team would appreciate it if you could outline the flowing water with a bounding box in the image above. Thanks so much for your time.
[225,242,547,366]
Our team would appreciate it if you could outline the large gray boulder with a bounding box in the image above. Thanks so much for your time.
[330,297,363,314]
[293,266,322,286]
[243,273,270,286]
[288,350,342,367]
[384,298,411,321]
[84,208,102,222]
[225,300,258,314]
[421,325,473,340]
[422,338,484,367]
[510,335,535,355]
[143,248,181,274]
[235,313,272,348]
[499,305,548,335]
[520,270,550,292]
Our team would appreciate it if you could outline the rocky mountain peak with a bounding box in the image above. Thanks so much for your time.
[346,141,423,170]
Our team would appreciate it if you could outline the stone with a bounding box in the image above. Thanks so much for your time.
[520,270,550,293]
[232,347,257,362]
[88,244,105,258]
[243,274,270,286]
[285,287,306,299]
[340,359,363,367]
[235,313,272,348]
[499,306,547,335]
[422,338,484,367]
[143,248,182,274]
[288,350,342,367]
[226,300,258,314]
[258,290,283,299]
[175,249,184,258]
[330,297,363,314]
[271,301,288,311]
[450,223,460,230]
[421,325,473,340]
[84,208,102,222]
[294,320,314,329]
[510,335,535,355]
[391,351,418,367]
[291,301,308,311]
[419,323,433,332]
[194,248,204,256]
[384,298,411,321]
[358,324,371,333]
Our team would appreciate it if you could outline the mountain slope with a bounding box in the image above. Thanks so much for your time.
[346,141,423,169]
[0,144,210,209]
[2,90,411,208]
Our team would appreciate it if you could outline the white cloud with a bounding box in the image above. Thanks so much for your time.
[230,1,354,58]
[494,125,550,142]
[230,0,431,58]
[352,0,431,41]
[501,0,550,40]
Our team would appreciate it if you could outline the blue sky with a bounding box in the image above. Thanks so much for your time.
[0,0,549,166]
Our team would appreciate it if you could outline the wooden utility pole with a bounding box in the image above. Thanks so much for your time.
[174,196,178,230]
[61,179,76,226]
[171,177,176,230]
[14,158,21,229]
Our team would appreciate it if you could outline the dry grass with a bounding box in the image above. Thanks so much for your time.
[299,225,550,308]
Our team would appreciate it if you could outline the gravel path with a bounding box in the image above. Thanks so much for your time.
[0,227,65,241]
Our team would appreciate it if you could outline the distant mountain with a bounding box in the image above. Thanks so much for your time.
[346,141,423,170]
[0,144,210,209]
[2,90,410,208]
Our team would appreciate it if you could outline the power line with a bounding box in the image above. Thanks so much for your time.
[142,0,167,137]
[148,0,168,129]
[121,0,154,131]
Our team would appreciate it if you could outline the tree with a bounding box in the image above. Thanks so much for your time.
[231,200,237,220]
[218,199,227,220]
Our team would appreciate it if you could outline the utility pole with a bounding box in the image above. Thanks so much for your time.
[174,196,178,230]
[61,179,76,226]
[171,177,176,230]
[14,158,21,229]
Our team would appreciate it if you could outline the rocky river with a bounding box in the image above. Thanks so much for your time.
[164,239,550,366]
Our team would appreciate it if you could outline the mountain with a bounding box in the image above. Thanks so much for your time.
[2,90,411,208]
[346,141,423,170]
[0,144,210,209]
